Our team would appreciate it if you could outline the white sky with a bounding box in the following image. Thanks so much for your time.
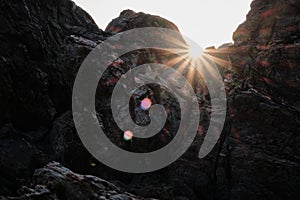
[72,0,252,48]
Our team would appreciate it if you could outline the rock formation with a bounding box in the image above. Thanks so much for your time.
[0,162,155,200]
[0,0,299,199]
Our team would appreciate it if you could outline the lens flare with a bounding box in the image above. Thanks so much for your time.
[123,130,133,141]
[90,163,97,167]
[140,98,152,110]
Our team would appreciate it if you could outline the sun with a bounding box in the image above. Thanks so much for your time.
[187,43,204,60]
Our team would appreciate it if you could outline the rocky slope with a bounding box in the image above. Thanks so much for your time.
[0,162,155,200]
[0,0,299,200]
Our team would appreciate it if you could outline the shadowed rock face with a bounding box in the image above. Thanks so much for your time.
[232,0,300,107]
[0,0,300,200]
[13,162,155,200]
[207,0,300,199]
[0,0,107,195]
[233,0,300,45]
[105,9,180,33]
[0,0,105,129]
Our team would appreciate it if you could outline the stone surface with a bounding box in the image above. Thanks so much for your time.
[0,0,105,129]
[206,0,300,199]
[105,9,180,33]
[232,0,300,107]
[0,0,300,200]
[1,162,154,200]
[0,0,106,195]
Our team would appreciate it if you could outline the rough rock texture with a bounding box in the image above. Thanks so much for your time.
[207,0,300,199]
[1,162,154,200]
[232,0,300,107]
[0,0,104,129]
[0,0,106,195]
[0,0,300,200]
[105,9,180,33]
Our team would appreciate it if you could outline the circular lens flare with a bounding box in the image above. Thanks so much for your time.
[140,98,152,111]
[123,130,133,141]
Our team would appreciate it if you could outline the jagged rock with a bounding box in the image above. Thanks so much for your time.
[207,0,300,199]
[1,185,59,200]
[0,0,105,128]
[1,162,155,200]
[226,90,300,200]
[0,0,300,199]
[233,0,300,45]
[231,0,300,107]
[105,9,180,33]
[49,111,88,168]
[0,0,106,195]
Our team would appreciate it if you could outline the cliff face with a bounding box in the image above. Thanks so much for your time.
[232,0,300,107]
[0,0,107,195]
[209,0,300,199]
[0,0,300,200]
[233,0,299,45]
[0,0,105,129]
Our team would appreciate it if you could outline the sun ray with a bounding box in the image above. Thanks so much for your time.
[166,53,188,67]
[205,54,229,68]
[186,62,195,85]
[198,53,222,81]
[174,55,191,74]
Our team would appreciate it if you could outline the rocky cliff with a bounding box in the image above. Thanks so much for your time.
[232,0,300,107]
[208,0,300,199]
[0,0,299,200]
[0,0,106,195]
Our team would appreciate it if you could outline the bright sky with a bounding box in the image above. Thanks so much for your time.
[72,0,252,48]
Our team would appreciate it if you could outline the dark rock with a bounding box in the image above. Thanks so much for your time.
[231,0,300,107]
[1,162,155,200]
[3,185,59,200]
[0,0,106,195]
[0,124,51,195]
[1,0,300,199]
[0,0,105,129]
[106,9,180,33]
[207,0,300,199]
